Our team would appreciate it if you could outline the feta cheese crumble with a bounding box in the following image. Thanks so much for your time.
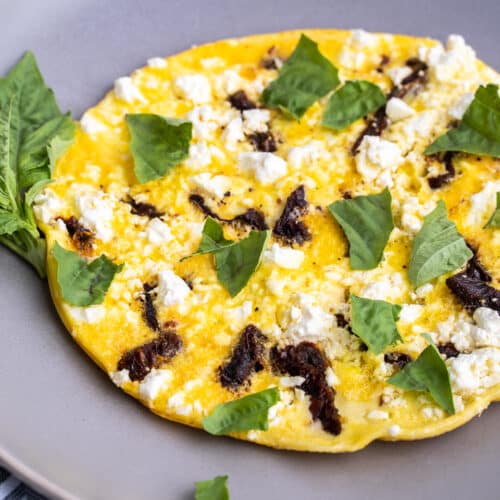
[67,305,106,324]
[238,152,287,184]
[287,141,325,169]
[242,109,270,133]
[264,243,304,269]
[448,92,474,120]
[467,181,500,226]
[386,97,415,122]
[174,74,212,103]
[139,369,173,401]
[155,270,191,307]
[191,173,231,199]
[75,191,114,242]
[80,112,107,134]
[33,190,63,225]
[114,76,145,103]
[110,369,130,387]
[145,218,172,244]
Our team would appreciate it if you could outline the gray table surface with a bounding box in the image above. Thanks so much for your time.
[1,1,499,499]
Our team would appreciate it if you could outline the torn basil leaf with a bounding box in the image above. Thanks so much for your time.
[425,84,500,157]
[53,242,124,306]
[202,387,280,435]
[350,294,402,354]
[195,475,229,500]
[261,34,340,119]
[126,114,192,183]
[328,188,394,270]
[484,192,500,228]
[408,200,472,288]
[0,52,74,277]
[322,80,386,130]
[388,341,455,415]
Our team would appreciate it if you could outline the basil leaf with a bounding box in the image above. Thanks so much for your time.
[53,242,123,306]
[408,201,472,288]
[425,84,500,157]
[260,34,340,119]
[322,80,386,130]
[195,476,229,500]
[351,294,402,354]
[388,342,455,414]
[202,388,280,435]
[328,188,394,270]
[485,192,500,228]
[0,52,74,277]
[126,113,192,183]
[215,229,269,297]
[182,217,235,260]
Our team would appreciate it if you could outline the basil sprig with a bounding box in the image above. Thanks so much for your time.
[261,34,340,119]
[425,84,500,157]
[388,339,455,415]
[328,188,394,270]
[53,242,123,306]
[351,294,402,354]
[485,192,500,228]
[408,201,472,288]
[126,114,192,183]
[195,475,229,500]
[202,387,280,435]
[0,52,75,277]
[322,80,386,130]
[184,217,269,297]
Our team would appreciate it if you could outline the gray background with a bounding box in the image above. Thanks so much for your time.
[1,1,499,499]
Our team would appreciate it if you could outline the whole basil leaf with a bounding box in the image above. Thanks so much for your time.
[0,52,74,277]
[260,34,340,119]
[350,294,402,354]
[388,342,455,414]
[425,84,500,157]
[181,217,235,260]
[484,192,500,228]
[195,476,229,500]
[202,387,280,435]
[322,80,386,130]
[126,113,192,183]
[328,188,394,270]
[53,242,124,306]
[215,229,269,297]
[408,201,472,288]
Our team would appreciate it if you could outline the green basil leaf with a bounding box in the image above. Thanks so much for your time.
[425,84,500,157]
[181,217,235,260]
[0,52,74,278]
[328,188,394,270]
[388,342,455,414]
[350,294,402,354]
[195,476,229,500]
[126,113,192,183]
[260,34,340,119]
[53,242,124,306]
[322,80,386,130]
[215,229,269,297]
[202,387,280,435]
[408,200,472,288]
[484,192,500,228]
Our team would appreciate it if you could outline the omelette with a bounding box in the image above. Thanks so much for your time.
[24,29,500,452]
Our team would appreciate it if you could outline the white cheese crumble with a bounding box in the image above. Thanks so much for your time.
[237,152,287,184]
[139,369,173,401]
[355,136,403,187]
[110,369,130,387]
[185,142,213,168]
[287,141,325,169]
[467,180,500,226]
[75,191,114,242]
[147,57,167,68]
[145,218,172,244]
[186,105,232,140]
[191,173,231,198]
[154,270,191,307]
[360,273,405,301]
[114,76,145,103]
[367,409,389,420]
[386,97,415,122]
[325,367,339,387]
[387,424,401,437]
[263,243,304,269]
[33,190,63,224]
[399,196,435,234]
[226,301,253,331]
[419,35,477,82]
[284,294,335,343]
[448,348,500,396]
[399,304,424,323]
[280,376,305,388]
[174,74,212,103]
[242,109,270,133]
[222,115,245,150]
[80,112,107,135]
[449,92,474,120]
[421,406,444,419]
[67,305,105,324]
[387,66,412,86]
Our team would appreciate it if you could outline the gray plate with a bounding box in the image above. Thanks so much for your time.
[1,1,499,499]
